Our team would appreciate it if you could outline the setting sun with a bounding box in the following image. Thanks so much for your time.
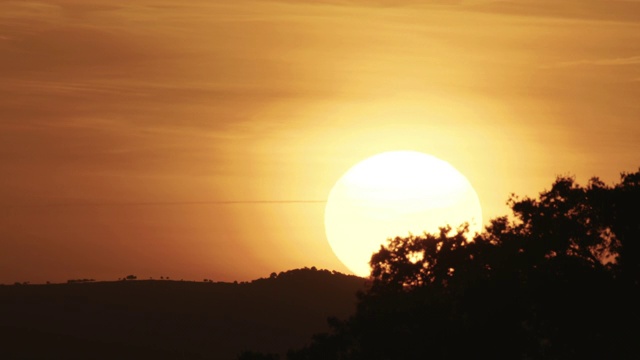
[324,151,483,277]
[1,1,638,357]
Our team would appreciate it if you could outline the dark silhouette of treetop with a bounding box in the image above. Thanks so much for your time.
[254,168,640,360]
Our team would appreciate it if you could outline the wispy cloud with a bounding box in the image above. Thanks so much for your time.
[544,55,640,68]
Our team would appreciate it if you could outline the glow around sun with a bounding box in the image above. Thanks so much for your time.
[324,151,483,277]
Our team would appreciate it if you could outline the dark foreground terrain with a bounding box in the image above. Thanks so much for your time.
[0,269,365,360]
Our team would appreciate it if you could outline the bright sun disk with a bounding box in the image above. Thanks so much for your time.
[324,151,483,277]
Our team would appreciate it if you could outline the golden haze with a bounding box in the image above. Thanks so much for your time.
[1,1,639,283]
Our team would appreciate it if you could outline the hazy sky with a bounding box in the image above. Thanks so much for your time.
[1,0,639,283]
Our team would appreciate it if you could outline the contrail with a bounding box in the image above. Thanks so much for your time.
[8,200,327,208]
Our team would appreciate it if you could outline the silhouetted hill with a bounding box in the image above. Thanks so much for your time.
[0,268,365,360]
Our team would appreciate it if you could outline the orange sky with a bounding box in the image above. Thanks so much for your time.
[1,0,639,284]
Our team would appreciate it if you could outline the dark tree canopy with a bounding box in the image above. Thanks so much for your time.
[237,351,281,360]
[249,169,640,360]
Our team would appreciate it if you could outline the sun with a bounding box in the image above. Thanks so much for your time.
[324,151,483,277]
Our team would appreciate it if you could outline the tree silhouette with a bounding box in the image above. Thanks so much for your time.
[271,169,640,360]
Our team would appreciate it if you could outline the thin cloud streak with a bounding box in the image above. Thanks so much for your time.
[5,200,327,208]
[545,55,640,68]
